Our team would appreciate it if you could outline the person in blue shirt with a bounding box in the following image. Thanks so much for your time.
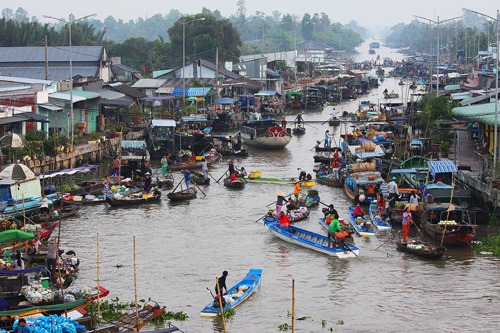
[181,169,191,192]
[417,180,428,204]
[15,319,33,333]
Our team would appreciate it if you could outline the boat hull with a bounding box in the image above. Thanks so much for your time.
[167,189,197,201]
[264,217,359,258]
[396,241,446,258]
[368,203,391,231]
[348,207,376,236]
[200,269,262,317]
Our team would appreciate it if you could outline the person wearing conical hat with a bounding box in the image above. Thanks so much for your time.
[276,191,285,215]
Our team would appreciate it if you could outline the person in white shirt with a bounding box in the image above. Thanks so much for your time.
[409,191,420,206]
[387,177,399,210]
[331,109,337,119]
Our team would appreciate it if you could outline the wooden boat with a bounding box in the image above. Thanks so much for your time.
[62,187,141,205]
[313,153,333,164]
[157,175,174,189]
[31,204,80,222]
[240,120,292,149]
[369,49,376,54]
[242,172,308,185]
[314,144,340,152]
[223,177,245,189]
[200,269,262,317]
[264,217,359,258]
[318,218,355,237]
[421,204,476,246]
[106,192,161,207]
[368,202,392,231]
[191,171,210,185]
[316,171,342,187]
[232,149,249,157]
[168,153,220,171]
[107,304,164,331]
[344,171,383,203]
[395,240,446,258]
[167,188,197,201]
[292,126,306,135]
[326,117,339,126]
[348,207,376,236]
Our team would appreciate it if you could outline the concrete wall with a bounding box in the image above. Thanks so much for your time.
[457,170,500,212]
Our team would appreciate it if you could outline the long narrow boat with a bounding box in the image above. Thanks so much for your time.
[242,176,311,185]
[240,120,292,149]
[108,304,164,331]
[348,207,376,237]
[31,204,80,222]
[106,192,161,207]
[368,202,392,231]
[200,269,262,317]
[223,178,245,189]
[264,217,359,258]
[318,218,355,238]
[191,171,210,185]
[62,188,141,205]
[395,240,446,259]
[421,205,476,246]
[329,118,340,126]
[156,175,174,189]
[167,188,197,201]
[168,153,220,171]
[316,171,342,187]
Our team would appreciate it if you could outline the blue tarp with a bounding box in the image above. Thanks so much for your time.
[171,87,213,97]
[0,265,45,275]
[390,168,418,174]
[427,160,459,178]
[356,152,384,158]
[410,140,423,147]
[181,116,208,122]
[215,97,237,105]
[39,165,101,179]
[121,141,147,149]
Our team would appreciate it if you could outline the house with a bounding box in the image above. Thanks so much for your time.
[155,59,242,81]
[112,63,143,81]
[0,46,113,83]
[131,79,167,97]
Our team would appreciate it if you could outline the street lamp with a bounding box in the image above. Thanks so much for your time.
[414,15,461,96]
[177,17,205,106]
[462,8,499,168]
[44,13,96,147]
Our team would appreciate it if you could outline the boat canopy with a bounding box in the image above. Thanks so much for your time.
[390,168,418,174]
[255,90,280,96]
[39,165,101,179]
[214,97,237,104]
[410,140,423,147]
[356,152,385,159]
[122,141,147,149]
[151,119,176,128]
[427,160,459,178]
[0,265,45,275]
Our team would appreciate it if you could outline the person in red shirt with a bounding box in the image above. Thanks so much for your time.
[230,173,237,182]
[353,203,365,218]
[277,211,290,229]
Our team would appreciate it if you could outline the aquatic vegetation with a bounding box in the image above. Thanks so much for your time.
[216,308,235,318]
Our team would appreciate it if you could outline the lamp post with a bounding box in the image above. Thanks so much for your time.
[44,13,96,147]
[414,15,462,96]
[463,8,499,168]
[177,17,205,107]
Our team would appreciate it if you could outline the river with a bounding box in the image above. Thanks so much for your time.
[59,40,500,332]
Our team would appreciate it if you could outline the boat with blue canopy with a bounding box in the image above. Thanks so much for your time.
[263,216,359,258]
[348,207,376,236]
[200,269,262,317]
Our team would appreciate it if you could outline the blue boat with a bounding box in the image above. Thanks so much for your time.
[318,218,354,237]
[264,217,359,258]
[348,207,376,237]
[200,269,262,317]
[368,202,392,231]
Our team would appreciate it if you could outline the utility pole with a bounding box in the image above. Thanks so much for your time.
[215,47,219,99]
[44,34,49,80]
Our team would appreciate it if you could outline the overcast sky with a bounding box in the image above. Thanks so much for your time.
[2,0,498,28]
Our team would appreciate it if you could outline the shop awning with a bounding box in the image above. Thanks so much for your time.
[451,102,498,125]
[215,97,237,105]
[255,90,280,96]
[427,160,459,177]
[171,87,213,97]
[96,90,126,101]
[39,103,63,111]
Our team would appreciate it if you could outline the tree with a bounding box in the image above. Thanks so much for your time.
[2,8,13,21]
[14,7,29,22]
[301,13,313,41]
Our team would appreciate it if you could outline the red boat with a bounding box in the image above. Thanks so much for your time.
[421,204,476,246]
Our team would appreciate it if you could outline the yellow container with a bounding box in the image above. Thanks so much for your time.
[143,193,153,199]
[249,171,261,179]
[196,156,204,160]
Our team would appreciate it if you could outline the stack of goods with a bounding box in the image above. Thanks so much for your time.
[407,243,430,250]
[438,220,457,226]
[351,161,377,173]
[20,283,54,304]
[12,315,86,333]
[361,142,376,152]
[111,185,127,193]
[22,224,42,233]
[287,207,309,222]
[224,285,249,304]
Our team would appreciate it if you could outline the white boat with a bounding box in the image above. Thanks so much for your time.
[240,120,292,149]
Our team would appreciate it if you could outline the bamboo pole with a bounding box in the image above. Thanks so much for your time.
[292,279,295,333]
[55,221,67,316]
[118,132,123,185]
[22,194,25,229]
[215,277,227,333]
[97,233,101,323]
[440,176,456,247]
[133,236,139,332]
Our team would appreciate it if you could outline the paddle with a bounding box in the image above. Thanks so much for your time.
[216,169,229,183]
[375,228,405,250]
[189,176,206,196]
[170,178,185,193]
[207,172,218,182]
[341,242,358,257]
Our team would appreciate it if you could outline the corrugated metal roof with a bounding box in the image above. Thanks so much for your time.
[159,78,216,88]
[112,63,140,73]
[39,103,63,111]
[0,85,31,92]
[131,79,166,89]
[171,87,212,97]
[0,66,98,81]
[0,46,103,62]
[153,69,175,78]
[0,75,54,85]
[460,93,491,106]
[427,160,458,177]
[59,90,100,99]
[49,92,86,103]
[95,90,125,101]
[452,102,496,118]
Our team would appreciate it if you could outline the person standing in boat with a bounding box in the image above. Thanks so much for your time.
[324,130,331,148]
[331,108,337,120]
[39,197,50,216]
[276,191,285,215]
[200,158,208,180]
[417,180,428,204]
[281,117,287,128]
[377,193,386,216]
[409,191,420,207]
[228,158,235,176]
[293,181,301,200]
[102,176,111,200]
[387,177,399,211]
[181,169,191,192]
[144,172,152,193]
[295,113,303,125]
[161,155,169,178]
[112,155,120,179]
[402,207,412,243]
[216,271,228,301]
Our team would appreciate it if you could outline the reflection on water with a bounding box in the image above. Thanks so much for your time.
[58,41,500,331]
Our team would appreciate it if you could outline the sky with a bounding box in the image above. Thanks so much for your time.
[2,0,498,28]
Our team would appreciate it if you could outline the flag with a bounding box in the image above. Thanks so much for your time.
[142,64,145,73]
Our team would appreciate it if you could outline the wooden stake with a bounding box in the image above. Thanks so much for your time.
[134,236,139,332]
[292,279,295,333]
[97,233,101,323]
[118,132,123,185]
[215,277,227,333]
[22,194,25,229]
[440,176,456,247]
[55,221,67,316]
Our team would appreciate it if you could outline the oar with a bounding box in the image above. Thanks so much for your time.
[207,172,218,182]
[303,122,318,129]
[266,193,293,207]
[255,212,271,223]
[375,228,404,250]
[170,179,184,193]
[189,176,206,196]
[216,169,229,183]
[206,287,216,301]
[342,242,358,257]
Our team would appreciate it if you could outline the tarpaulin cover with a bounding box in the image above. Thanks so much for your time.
[215,98,237,104]
[410,140,423,146]
[427,160,459,177]
[0,229,35,242]
[121,141,147,149]
[0,265,45,275]
[39,165,101,179]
